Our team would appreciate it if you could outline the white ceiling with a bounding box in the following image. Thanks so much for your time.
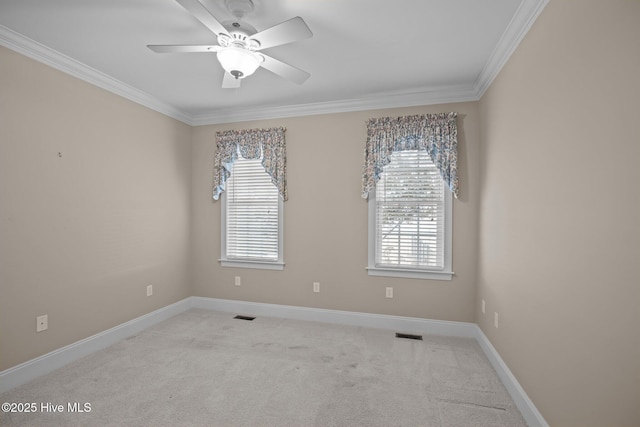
[0,0,547,125]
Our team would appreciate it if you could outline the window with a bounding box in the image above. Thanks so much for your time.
[368,150,452,280]
[220,152,284,270]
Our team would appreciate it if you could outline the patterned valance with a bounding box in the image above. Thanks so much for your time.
[362,112,458,199]
[213,127,287,201]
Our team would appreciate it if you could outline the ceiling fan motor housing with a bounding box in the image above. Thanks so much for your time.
[218,21,259,50]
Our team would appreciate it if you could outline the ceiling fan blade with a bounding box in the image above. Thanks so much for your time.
[260,54,310,85]
[250,16,312,51]
[147,44,221,53]
[222,72,242,89]
[175,0,229,37]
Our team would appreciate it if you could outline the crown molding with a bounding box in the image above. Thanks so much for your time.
[194,0,549,126]
[472,0,549,99]
[189,85,478,125]
[0,0,547,126]
[0,25,193,125]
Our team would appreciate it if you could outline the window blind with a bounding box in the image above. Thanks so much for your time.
[226,155,279,261]
[375,150,445,270]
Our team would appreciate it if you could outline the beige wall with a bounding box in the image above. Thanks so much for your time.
[478,1,640,426]
[0,46,193,371]
[191,103,480,322]
[1,42,481,372]
[5,1,639,424]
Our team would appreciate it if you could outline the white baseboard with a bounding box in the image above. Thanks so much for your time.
[192,297,547,426]
[0,298,192,394]
[0,296,547,427]
[191,296,478,338]
[473,325,549,427]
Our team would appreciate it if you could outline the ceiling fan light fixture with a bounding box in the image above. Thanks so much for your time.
[217,47,262,79]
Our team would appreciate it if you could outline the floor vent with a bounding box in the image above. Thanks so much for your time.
[395,332,423,340]
[234,315,256,321]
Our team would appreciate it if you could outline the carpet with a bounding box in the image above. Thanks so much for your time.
[0,308,527,426]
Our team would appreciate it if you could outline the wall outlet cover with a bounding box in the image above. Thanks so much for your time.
[36,315,48,332]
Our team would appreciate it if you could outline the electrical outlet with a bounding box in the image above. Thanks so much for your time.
[235,276,241,286]
[482,299,485,314]
[494,312,499,328]
[146,285,153,296]
[385,287,393,298]
[36,315,48,332]
[313,282,320,293]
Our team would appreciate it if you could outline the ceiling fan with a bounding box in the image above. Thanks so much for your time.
[148,0,313,88]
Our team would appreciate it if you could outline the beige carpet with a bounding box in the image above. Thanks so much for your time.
[0,309,527,426]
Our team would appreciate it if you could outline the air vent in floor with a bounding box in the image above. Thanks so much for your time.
[395,332,423,340]
[234,315,256,321]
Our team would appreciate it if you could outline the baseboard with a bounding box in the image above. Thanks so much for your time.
[0,296,548,427]
[191,296,478,338]
[0,298,192,394]
[193,297,547,426]
[473,325,549,427]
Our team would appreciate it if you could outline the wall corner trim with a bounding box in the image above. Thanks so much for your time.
[0,296,547,427]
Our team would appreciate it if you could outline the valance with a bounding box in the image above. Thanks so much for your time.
[361,112,458,199]
[213,127,287,201]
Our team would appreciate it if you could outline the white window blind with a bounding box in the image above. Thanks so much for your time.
[374,150,447,271]
[224,154,281,263]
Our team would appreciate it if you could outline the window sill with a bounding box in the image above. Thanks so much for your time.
[366,266,453,281]
[219,259,284,271]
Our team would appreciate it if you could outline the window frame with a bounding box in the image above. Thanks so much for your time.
[219,156,284,271]
[367,152,453,281]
